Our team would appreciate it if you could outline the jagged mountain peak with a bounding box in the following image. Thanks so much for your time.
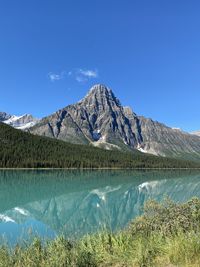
[80,84,121,108]
[89,84,111,93]
[80,84,111,101]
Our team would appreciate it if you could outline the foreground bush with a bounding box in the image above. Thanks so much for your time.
[1,198,200,266]
[130,197,200,236]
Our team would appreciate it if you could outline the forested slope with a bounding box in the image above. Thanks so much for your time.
[0,122,199,168]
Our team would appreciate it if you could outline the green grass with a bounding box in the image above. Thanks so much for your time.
[1,198,200,266]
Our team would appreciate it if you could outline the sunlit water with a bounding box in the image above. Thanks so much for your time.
[0,170,200,245]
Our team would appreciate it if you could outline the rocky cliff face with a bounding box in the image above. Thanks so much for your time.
[131,116,200,158]
[30,84,200,159]
[30,84,141,148]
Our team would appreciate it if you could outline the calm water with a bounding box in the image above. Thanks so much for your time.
[0,170,200,245]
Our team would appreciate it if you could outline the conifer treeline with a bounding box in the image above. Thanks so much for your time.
[0,123,199,168]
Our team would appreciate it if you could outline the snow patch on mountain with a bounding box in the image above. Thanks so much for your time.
[191,131,200,137]
[0,214,15,223]
[137,145,159,156]
[3,114,39,130]
[14,207,29,216]
[137,147,148,154]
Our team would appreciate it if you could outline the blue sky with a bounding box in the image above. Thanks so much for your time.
[0,0,200,132]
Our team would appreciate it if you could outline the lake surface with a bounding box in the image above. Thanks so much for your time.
[0,170,200,245]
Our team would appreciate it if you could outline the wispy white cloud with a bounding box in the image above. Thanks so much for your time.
[48,68,98,83]
[48,71,65,82]
[74,68,98,83]
[78,69,98,78]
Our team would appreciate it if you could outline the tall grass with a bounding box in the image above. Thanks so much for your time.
[1,198,200,266]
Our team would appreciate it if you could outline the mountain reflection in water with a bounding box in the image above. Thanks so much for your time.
[0,170,200,244]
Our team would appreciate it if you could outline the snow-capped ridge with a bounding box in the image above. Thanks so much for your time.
[191,130,200,137]
[3,113,39,130]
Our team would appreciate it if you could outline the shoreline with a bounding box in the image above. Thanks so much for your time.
[0,167,200,170]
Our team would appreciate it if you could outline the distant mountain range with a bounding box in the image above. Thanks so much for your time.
[0,112,38,129]
[1,84,200,160]
[191,131,200,137]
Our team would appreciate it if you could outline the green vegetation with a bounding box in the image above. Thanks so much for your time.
[1,198,200,266]
[0,122,200,168]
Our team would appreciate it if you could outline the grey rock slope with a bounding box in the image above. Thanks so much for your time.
[30,84,200,159]
[134,117,200,158]
[30,84,140,148]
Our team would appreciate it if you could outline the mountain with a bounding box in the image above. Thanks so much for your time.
[191,131,200,137]
[0,122,198,168]
[0,112,38,129]
[0,112,11,121]
[30,84,139,150]
[3,114,38,130]
[30,84,200,160]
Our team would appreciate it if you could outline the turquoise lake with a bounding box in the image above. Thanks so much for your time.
[0,170,200,245]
